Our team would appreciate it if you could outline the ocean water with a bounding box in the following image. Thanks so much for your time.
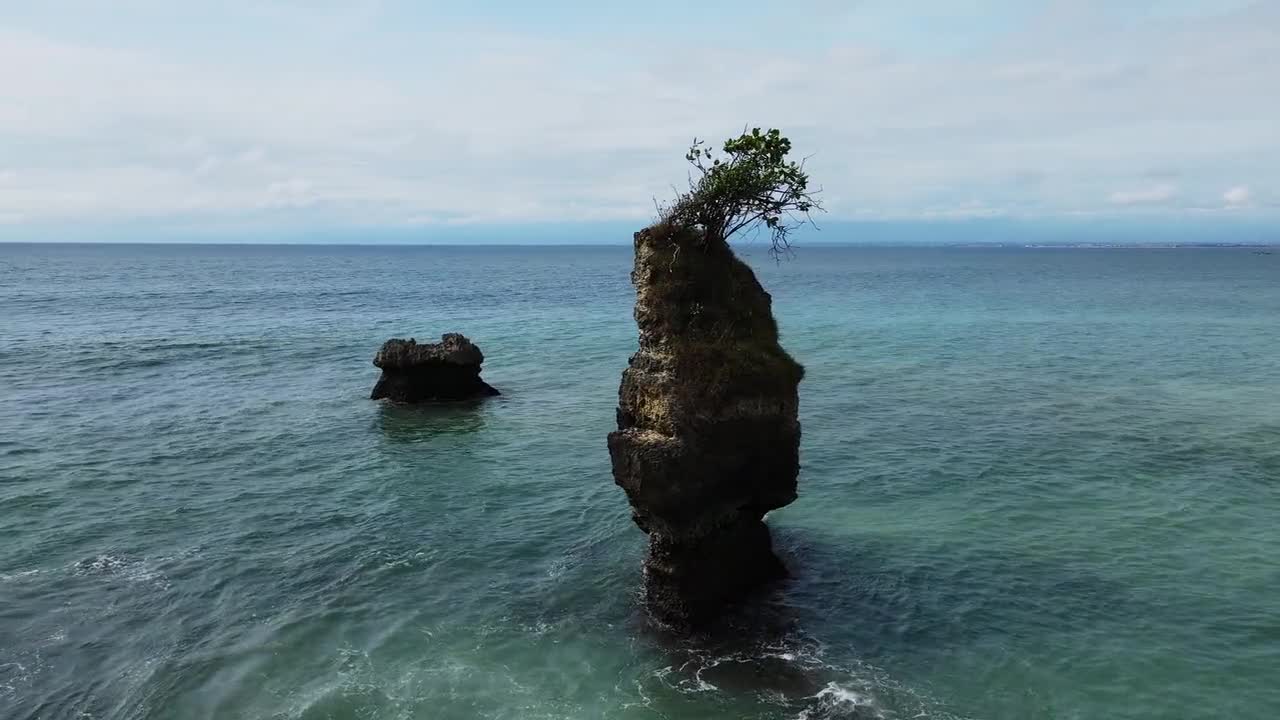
[1,242,1278,720]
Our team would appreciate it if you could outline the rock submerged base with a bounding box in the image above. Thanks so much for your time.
[371,333,499,403]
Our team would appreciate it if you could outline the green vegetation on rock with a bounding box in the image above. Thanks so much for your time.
[662,127,823,257]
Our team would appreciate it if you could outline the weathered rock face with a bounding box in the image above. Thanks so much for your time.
[371,333,500,402]
[607,224,803,629]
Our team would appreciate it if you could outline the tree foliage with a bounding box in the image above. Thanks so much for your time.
[663,127,822,257]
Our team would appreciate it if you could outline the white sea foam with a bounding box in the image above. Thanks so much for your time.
[0,654,48,705]
[651,630,939,720]
[814,682,872,707]
[691,660,719,692]
[795,682,884,720]
[71,554,171,589]
[544,555,569,579]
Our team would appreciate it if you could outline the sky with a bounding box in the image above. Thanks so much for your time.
[1,0,1278,242]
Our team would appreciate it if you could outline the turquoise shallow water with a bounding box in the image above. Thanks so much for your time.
[1,243,1278,720]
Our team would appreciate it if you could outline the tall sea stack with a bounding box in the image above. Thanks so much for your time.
[607,223,803,629]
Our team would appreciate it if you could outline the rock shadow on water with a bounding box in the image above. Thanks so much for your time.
[622,519,1157,719]
[769,523,1153,659]
[373,401,490,443]
[626,575,895,719]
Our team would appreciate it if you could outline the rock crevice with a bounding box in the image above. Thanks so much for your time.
[608,224,803,629]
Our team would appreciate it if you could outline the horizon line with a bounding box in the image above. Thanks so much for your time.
[4,240,1278,248]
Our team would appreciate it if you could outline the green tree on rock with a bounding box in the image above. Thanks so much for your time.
[664,127,823,257]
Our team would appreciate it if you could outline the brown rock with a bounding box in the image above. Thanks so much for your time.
[371,333,500,402]
[608,223,803,629]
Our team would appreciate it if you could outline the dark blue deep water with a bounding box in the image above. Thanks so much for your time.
[2,243,1278,719]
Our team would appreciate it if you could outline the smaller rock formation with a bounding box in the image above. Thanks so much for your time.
[371,333,499,402]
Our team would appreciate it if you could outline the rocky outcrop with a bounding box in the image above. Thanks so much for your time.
[371,333,499,402]
[607,223,803,629]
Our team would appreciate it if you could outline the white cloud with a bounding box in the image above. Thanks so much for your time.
[1109,185,1178,206]
[1223,185,1252,208]
[0,1,1278,230]
[262,178,318,209]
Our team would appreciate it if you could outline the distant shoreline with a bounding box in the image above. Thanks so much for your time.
[960,243,1277,249]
